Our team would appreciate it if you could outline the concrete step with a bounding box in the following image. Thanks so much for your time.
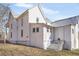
[48,40,64,51]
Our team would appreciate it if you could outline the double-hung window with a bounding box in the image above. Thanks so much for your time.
[33,27,39,32]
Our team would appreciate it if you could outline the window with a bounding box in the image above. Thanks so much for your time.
[72,29,74,34]
[50,28,52,32]
[47,29,49,32]
[47,27,49,32]
[21,18,23,26]
[36,28,39,32]
[11,24,12,29]
[11,32,12,38]
[21,30,23,37]
[33,28,39,32]
[33,28,35,32]
[0,34,1,38]
[36,18,39,23]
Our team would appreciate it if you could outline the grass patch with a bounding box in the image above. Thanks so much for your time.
[0,43,79,56]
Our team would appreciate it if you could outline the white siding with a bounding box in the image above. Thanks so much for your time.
[30,24,43,48]
[54,27,64,40]
[17,12,30,45]
[28,7,46,23]
[71,24,79,50]
[64,25,71,50]
[43,27,51,49]
[8,14,18,43]
[9,20,17,43]
[52,25,71,50]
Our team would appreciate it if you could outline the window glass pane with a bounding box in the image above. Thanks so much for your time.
[37,28,39,32]
[11,32,12,38]
[33,28,35,32]
[36,18,39,23]
[47,27,49,32]
[0,34,1,38]
[47,29,49,32]
[72,29,74,34]
[21,30,23,37]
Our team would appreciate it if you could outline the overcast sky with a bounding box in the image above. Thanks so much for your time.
[9,3,79,21]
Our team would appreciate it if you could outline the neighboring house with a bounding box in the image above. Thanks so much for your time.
[7,6,79,50]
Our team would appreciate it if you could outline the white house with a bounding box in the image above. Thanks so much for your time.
[7,6,79,50]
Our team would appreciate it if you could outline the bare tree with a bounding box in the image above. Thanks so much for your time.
[0,4,10,45]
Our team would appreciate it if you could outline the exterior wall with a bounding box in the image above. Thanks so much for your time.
[8,11,30,45]
[54,26,64,40]
[64,25,71,50]
[52,25,71,50]
[71,24,79,50]
[8,14,18,43]
[17,12,30,45]
[43,26,52,49]
[8,6,49,49]
[10,19,18,42]
[28,6,46,23]
[29,24,43,48]
[51,27,54,41]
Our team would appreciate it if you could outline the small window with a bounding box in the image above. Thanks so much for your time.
[72,29,74,34]
[37,28,39,32]
[21,30,23,37]
[0,34,1,38]
[47,27,49,32]
[11,32,12,38]
[33,28,35,32]
[47,29,49,32]
[36,18,39,23]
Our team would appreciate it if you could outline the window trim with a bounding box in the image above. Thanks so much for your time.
[21,29,23,37]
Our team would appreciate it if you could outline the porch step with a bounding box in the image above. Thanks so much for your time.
[48,40,64,51]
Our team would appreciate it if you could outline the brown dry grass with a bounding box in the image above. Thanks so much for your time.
[0,43,79,56]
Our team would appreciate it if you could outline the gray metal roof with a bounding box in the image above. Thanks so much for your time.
[51,15,79,27]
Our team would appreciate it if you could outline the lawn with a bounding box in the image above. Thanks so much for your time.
[0,43,79,56]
